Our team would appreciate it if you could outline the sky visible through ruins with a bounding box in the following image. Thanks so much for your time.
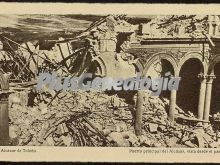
[0,14,156,41]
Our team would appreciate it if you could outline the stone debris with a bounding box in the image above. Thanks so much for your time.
[2,14,220,148]
[148,123,158,133]
[7,88,220,148]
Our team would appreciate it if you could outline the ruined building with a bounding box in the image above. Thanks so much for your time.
[0,15,220,147]
[67,15,220,123]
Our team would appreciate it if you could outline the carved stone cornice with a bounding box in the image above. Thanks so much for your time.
[126,48,189,65]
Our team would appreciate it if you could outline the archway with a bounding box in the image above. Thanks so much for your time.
[210,62,220,115]
[145,58,175,99]
[177,58,203,116]
[87,58,107,77]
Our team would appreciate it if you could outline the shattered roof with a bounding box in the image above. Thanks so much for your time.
[0,14,214,42]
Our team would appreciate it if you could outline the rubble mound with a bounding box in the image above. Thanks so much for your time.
[9,90,220,148]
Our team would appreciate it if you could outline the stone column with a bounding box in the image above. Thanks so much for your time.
[0,72,10,146]
[0,93,9,145]
[197,74,207,120]
[169,90,177,121]
[135,90,144,136]
[203,74,216,121]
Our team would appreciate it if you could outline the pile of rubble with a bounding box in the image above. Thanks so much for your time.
[8,89,220,148]
[9,90,133,146]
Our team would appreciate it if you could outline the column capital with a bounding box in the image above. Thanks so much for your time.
[198,73,216,83]
[206,74,216,84]
[0,91,10,102]
[198,73,207,83]
[198,73,206,79]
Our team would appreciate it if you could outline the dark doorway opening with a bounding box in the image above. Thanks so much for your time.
[160,59,175,100]
[211,62,220,115]
[177,58,203,116]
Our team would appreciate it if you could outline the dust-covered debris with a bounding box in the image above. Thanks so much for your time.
[2,14,220,148]
[8,89,220,148]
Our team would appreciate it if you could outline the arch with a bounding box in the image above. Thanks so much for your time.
[91,56,107,77]
[177,58,203,115]
[208,55,220,74]
[210,61,220,116]
[143,52,178,76]
[178,52,207,75]
[133,60,144,75]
